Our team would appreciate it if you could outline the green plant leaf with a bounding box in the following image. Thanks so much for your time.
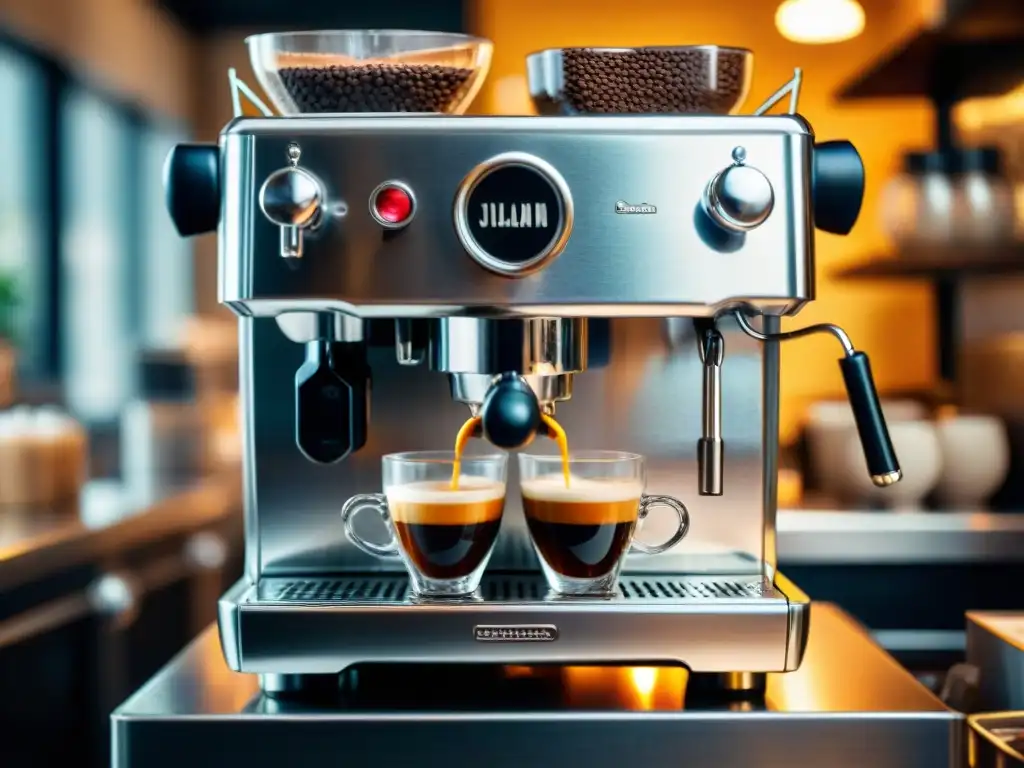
[0,272,19,341]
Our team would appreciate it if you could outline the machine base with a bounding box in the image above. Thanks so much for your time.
[217,573,808,675]
[113,604,962,768]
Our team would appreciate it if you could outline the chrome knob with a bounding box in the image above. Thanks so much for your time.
[259,143,323,259]
[703,147,774,232]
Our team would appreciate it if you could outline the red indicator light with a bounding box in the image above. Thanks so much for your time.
[372,184,414,226]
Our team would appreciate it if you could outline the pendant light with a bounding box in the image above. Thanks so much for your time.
[776,0,866,44]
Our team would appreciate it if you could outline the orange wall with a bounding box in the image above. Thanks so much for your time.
[467,0,937,443]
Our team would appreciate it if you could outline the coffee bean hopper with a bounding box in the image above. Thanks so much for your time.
[164,29,900,696]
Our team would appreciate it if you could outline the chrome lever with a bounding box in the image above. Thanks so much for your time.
[696,320,724,496]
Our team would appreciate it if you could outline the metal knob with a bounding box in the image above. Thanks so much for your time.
[703,147,774,233]
[259,143,323,259]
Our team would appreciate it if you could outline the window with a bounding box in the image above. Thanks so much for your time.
[0,45,48,376]
[0,33,196,425]
[61,88,134,422]
[140,123,193,349]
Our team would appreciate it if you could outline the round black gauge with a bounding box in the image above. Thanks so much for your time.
[456,155,572,275]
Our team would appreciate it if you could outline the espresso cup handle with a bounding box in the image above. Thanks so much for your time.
[631,494,690,555]
[341,493,400,558]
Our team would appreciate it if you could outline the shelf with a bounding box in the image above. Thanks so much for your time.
[834,244,1024,280]
[157,0,465,34]
[836,0,1024,101]
[777,509,1024,564]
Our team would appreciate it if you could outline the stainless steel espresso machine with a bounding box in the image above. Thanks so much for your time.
[164,31,901,694]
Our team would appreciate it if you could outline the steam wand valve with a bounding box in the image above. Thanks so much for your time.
[259,143,324,260]
[732,313,902,488]
[694,319,724,496]
[479,373,554,450]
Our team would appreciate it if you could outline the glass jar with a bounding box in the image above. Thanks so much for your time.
[956,147,1016,245]
[120,350,203,500]
[879,151,958,249]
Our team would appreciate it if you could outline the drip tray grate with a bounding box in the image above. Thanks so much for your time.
[260,575,773,604]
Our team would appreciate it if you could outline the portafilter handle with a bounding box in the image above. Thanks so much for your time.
[733,313,901,488]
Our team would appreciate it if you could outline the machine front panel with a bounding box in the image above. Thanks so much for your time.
[222,115,813,315]
[245,316,769,578]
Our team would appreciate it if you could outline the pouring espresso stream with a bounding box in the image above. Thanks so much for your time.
[451,412,571,489]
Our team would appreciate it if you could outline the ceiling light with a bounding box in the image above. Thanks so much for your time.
[776,0,866,44]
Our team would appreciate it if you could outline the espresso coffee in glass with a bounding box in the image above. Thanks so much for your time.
[342,451,507,597]
[519,451,689,595]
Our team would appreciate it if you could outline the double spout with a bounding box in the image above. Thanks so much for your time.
[472,372,558,450]
[433,317,587,449]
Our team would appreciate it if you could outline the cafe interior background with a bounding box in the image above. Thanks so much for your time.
[0,0,1022,764]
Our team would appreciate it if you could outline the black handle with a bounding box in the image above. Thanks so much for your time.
[479,373,541,450]
[294,341,370,464]
[164,143,220,237]
[839,351,901,487]
[813,140,865,236]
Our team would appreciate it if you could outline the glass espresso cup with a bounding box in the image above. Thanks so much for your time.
[518,451,690,596]
[341,451,508,597]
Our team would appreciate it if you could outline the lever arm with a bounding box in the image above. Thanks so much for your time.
[733,313,901,488]
[838,352,901,486]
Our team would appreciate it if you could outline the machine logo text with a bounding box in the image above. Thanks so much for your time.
[478,202,550,229]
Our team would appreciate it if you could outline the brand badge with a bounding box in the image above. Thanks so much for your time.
[616,200,657,214]
[474,625,559,642]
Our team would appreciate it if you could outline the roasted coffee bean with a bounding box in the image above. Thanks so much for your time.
[279,63,474,113]
[559,48,748,114]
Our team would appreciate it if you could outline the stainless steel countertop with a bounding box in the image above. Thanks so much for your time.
[778,508,1024,564]
[111,603,961,768]
[0,474,241,591]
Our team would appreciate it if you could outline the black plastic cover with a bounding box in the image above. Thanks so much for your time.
[813,140,866,236]
[294,341,370,464]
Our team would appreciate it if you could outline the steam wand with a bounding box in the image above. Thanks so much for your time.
[732,312,902,488]
[694,319,724,496]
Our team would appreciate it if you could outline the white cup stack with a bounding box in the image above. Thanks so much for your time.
[806,400,1009,511]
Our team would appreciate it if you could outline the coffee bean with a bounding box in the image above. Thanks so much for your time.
[556,48,748,114]
[278,63,474,113]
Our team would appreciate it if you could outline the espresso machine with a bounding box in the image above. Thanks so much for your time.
[164,31,900,694]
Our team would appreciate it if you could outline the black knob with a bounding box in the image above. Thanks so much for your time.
[479,373,541,450]
[295,341,370,464]
[164,143,220,237]
[812,140,865,236]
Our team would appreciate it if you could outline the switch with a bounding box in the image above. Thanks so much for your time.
[370,182,415,229]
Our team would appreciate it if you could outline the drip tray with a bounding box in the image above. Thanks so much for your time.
[258,574,773,604]
[223,574,804,674]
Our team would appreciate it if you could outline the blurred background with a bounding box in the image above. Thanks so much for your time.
[0,0,1022,765]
